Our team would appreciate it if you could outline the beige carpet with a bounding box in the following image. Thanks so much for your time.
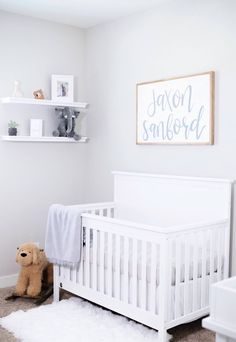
[0,287,214,342]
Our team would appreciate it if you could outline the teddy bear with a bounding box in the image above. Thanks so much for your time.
[15,243,53,297]
[33,89,45,99]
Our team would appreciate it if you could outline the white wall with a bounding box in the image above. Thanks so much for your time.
[85,0,236,273]
[1,0,236,283]
[0,11,87,280]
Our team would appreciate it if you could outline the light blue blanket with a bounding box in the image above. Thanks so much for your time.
[45,204,83,267]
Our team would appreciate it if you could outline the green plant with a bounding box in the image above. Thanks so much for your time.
[8,120,19,129]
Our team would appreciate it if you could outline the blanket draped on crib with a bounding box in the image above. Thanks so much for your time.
[45,204,83,268]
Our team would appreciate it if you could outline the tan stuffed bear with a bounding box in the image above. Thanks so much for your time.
[33,89,45,99]
[15,243,53,297]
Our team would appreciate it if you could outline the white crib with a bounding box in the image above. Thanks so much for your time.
[53,172,232,341]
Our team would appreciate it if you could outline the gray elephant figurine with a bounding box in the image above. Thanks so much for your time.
[52,107,81,141]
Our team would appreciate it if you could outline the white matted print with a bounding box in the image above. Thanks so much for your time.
[136,72,214,144]
[51,75,74,103]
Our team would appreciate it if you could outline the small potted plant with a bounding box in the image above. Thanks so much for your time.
[8,120,19,136]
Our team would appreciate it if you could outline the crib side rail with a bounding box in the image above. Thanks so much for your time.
[82,212,229,235]
[55,213,230,331]
[81,213,167,240]
[166,219,230,328]
[73,201,116,217]
[80,214,229,327]
[80,214,167,319]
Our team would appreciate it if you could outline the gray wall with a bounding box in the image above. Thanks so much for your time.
[0,12,87,278]
[84,0,236,273]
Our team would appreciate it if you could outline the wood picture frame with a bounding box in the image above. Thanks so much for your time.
[136,71,215,145]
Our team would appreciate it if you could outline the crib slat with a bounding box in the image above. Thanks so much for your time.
[107,208,112,218]
[174,237,181,319]
[107,232,113,297]
[141,240,147,310]
[210,229,214,285]
[85,227,90,288]
[184,234,190,315]
[123,236,129,303]
[223,223,230,278]
[150,242,157,314]
[201,231,207,308]
[192,233,198,311]
[132,239,138,307]
[79,252,84,286]
[115,235,121,300]
[53,265,60,302]
[165,239,172,319]
[100,230,105,294]
[217,228,222,282]
[92,229,98,291]
[78,228,84,286]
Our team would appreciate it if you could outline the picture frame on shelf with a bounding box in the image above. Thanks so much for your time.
[30,119,43,137]
[51,75,74,103]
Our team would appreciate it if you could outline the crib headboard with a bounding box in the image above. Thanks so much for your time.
[113,172,233,227]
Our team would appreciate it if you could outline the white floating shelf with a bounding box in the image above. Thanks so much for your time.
[0,97,88,109]
[1,136,88,143]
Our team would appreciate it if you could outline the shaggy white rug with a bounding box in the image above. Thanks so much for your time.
[0,297,159,342]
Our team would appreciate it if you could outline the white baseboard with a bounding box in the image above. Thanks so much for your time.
[0,273,18,288]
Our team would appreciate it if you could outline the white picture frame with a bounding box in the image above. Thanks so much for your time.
[51,75,74,103]
[30,119,43,137]
[136,71,214,145]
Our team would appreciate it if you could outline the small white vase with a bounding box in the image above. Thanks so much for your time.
[12,80,24,97]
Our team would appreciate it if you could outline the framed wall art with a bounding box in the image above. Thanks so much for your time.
[136,71,214,145]
[51,74,74,103]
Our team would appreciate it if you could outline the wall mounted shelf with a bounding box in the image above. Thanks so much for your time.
[0,97,88,109]
[1,136,88,143]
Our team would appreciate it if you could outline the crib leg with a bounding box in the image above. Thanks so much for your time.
[53,284,60,302]
[158,328,172,342]
[53,265,60,302]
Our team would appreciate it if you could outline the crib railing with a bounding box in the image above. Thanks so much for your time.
[165,220,229,328]
[80,214,165,314]
[74,202,115,218]
[54,207,229,332]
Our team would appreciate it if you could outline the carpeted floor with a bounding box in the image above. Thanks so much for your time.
[0,287,214,342]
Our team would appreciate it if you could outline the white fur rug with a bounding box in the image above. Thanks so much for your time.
[0,297,159,342]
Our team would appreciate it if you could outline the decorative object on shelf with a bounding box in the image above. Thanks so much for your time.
[12,80,24,97]
[0,91,88,143]
[33,89,45,100]
[136,71,215,145]
[8,120,19,136]
[53,107,80,140]
[30,119,43,137]
[51,75,74,103]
